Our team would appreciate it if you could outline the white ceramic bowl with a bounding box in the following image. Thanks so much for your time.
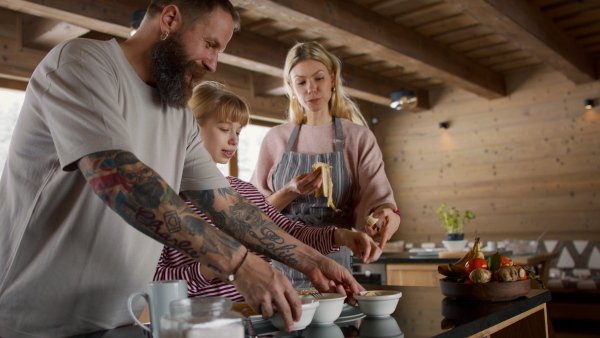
[309,293,347,324]
[442,240,468,252]
[269,298,319,331]
[354,290,402,317]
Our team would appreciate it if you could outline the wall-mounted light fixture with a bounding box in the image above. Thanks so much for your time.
[439,122,449,130]
[130,10,146,36]
[390,89,417,111]
[585,99,594,110]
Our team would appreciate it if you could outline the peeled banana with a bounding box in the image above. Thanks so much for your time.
[312,162,340,211]
[366,212,379,227]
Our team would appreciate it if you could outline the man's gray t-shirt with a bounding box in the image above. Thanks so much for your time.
[0,38,229,337]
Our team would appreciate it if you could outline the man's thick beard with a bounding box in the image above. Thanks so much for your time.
[150,32,206,109]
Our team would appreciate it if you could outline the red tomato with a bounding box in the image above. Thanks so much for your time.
[499,256,512,267]
[464,279,475,284]
[465,258,488,274]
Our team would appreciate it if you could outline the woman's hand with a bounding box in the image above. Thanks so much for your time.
[333,229,382,264]
[364,207,401,249]
[266,170,322,211]
[285,170,322,196]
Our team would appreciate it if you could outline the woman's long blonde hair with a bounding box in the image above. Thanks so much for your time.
[189,81,250,127]
[283,41,366,126]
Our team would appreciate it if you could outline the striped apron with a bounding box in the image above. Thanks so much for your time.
[271,117,354,288]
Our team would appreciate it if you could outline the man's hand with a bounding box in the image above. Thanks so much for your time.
[364,207,401,249]
[334,229,382,264]
[232,253,302,332]
[303,255,364,305]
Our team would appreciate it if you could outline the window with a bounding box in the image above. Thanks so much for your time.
[0,88,25,177]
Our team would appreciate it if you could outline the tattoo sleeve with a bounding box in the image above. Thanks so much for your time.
[183,188,300,267]
[78,150,241,274]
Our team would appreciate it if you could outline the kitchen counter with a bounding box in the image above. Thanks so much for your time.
[72,284,552,338]
[355,251,556,287]
[375,251,512,264]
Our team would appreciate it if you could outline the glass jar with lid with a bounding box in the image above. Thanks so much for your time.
[160,297,244,338]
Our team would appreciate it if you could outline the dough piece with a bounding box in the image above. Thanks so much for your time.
[366,212,379,227]
[312,162,340,211]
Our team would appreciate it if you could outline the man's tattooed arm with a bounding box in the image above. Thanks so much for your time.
[183,188,322,268]
[78,150,242,275]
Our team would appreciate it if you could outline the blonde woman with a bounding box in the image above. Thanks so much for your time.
[154,81,380,301]
[250,42,400,285]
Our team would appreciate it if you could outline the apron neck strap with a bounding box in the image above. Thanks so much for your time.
[333,116,344,152]
[285,123,302,153]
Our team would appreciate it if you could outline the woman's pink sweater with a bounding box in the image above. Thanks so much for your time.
[250,118,396,232]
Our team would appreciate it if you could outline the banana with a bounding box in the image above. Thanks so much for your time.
[438,237,482,277]
[449,264,467,276]
[438,264,455,277]
[312,162,340,211]
[472,238,485,259]
[454,237,480,267]
[366,212,379,227]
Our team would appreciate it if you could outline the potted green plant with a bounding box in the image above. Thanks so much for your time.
[436,203,475,241]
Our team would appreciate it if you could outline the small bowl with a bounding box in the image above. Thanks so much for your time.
[442,240,468,252]
[309,293,347,324]
[354,290,402,317]
[269,297,319,331]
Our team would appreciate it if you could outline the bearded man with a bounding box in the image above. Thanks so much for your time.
[0,1,362,336]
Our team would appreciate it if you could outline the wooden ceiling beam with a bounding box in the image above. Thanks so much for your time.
[252,74,286,97]
[232,0,506,99]
[222,30,429,109]
[0,77,28,91]
[0,36,46,80]
[0,0,427,108]
[0,0,145,38]
[21,16,90,51]
[447,0,597,83]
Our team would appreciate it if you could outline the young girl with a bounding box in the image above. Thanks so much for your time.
[154,81,381,302]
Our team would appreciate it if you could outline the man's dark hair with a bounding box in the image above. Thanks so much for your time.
[147,0,240,31]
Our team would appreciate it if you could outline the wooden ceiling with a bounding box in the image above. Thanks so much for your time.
[0,0,599,113]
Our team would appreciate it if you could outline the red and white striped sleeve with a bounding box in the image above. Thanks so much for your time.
[154,198,269,301]
[229,177,340,255]
[153,246,212,293]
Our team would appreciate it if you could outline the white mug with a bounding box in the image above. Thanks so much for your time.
[127,280,188,338]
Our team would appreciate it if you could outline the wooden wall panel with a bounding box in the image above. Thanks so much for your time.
[374,66,600,244]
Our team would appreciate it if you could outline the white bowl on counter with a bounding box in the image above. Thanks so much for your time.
[354,290,402,317]
[269,297,319,331]
[309,293,347,324]
[442,240,468,252]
